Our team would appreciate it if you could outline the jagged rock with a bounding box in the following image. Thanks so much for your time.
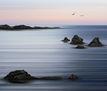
[4,70,37,83]
[70,35,84,44]
[39,76,62,80]
[75,45,86,49]
[88,37,103,47]
[62,37,70,42]
[68,74,79,80]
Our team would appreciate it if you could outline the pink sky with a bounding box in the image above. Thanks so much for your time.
[0,0,107,25]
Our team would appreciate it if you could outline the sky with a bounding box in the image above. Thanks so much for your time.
[0,0,107,25]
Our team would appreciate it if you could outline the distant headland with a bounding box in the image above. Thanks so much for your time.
[0,24,60,30]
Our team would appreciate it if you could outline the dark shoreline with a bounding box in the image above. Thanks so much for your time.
[0,24,60,30]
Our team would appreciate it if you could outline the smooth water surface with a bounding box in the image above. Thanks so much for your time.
[0,26,107,91]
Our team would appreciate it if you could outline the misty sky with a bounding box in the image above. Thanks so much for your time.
[0,0,107,25]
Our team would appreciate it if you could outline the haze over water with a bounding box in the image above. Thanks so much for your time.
[0,26,107,91]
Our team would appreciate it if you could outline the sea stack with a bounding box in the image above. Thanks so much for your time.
[70,35,84,44]
[4,70,37,83]
[88,37,103,47]
[62,37,70,42]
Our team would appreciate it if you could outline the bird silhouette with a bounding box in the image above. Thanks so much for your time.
[72,13,75,15]
[80,15,84,17]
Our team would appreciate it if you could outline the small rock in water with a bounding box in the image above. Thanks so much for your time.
[68,74,79,80]
[70,35,84,44]
[88,37,103,47]
[62,37,70,42]
[75,45,86,49]
[4,70,38,83]
[39,76,62,80]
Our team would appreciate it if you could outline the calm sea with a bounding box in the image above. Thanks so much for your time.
[0,25,107,91]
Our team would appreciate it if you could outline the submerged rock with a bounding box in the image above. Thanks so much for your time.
[62,37,70,42]
[39,76,62,80]
[70,35,84,44]
[88,37,103,47]
[68,74,79,80]
[4,70,37,83]
[75,45,86,49]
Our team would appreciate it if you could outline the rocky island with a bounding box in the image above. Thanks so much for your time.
[70,35,84,45]
[4,70,79,83]
[62,37,70,43]
[62,35,104,49]
[0,24,60,30]
[4,70,37,83]
[88,37,103,47]
[4,70,63,83]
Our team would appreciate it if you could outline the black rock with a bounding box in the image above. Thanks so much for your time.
[68,74,79,80]
[62,37,70,42]
[88,37,103,47]
[12,25,33,30]
[75,45,86,49]
[33,26,60,29]
[70,35,84,44]
[0,25,11,30]
[39,76,62,80]
[4,70,38,83]
[0,24,60,30]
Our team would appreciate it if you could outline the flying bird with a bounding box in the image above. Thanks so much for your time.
[72,12,85,17]
[72,13,75,15]
[80,15,84,17]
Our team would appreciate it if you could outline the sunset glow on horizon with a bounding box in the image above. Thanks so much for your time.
[0,0,107,25]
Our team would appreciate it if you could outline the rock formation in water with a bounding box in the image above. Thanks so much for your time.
[4,70,80,83]
[0,24,60,30]
[4,70,62,83]
[70,35,84,44]
[68,74,79,80]
[0,24,11,30]
[12,25,33,30]
[33,26,60,29]
[4,70,37,83]
[39,77,62,80]
[75,45,86,49]
[88,37,103,47]
[62,37,70,42]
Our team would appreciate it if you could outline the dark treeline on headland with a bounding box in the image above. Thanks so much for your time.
[0,24,60,30]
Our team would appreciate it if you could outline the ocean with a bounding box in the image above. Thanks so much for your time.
[0,25,107,91]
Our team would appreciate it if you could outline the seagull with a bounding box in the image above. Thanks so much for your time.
[72,13,75,15]
[80,15,84,17]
